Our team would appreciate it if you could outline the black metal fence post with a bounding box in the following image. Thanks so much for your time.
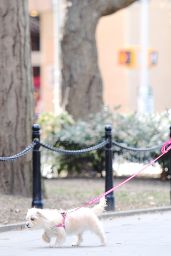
[32,124,43,208]
[105,124,115,211]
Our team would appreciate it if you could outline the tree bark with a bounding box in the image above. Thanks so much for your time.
[0,0,33,196]
[61,0,137,119]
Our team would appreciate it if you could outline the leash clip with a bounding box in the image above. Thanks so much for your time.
[161,139,171,154]
[56,211,67,229]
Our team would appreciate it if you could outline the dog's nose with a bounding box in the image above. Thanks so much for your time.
[25,223,30,228]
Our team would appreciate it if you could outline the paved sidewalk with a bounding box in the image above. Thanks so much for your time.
[0,211,171,256]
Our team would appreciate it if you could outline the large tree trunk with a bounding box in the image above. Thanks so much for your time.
[61,0,137,119]
[0,0,33,196]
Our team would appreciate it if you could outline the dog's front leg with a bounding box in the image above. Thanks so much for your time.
[42,231,51,244]
[54,231,66,247]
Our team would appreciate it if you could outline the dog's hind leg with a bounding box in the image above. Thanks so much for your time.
[72,233,83,247]
[91,220,106,246]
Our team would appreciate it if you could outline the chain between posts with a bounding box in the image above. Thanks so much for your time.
[112,140,161,152]
[36,140,108,155]
[0,142,36,161]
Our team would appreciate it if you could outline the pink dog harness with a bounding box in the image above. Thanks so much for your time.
[56,212,67,229]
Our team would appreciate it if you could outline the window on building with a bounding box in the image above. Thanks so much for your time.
[30,16,40,51]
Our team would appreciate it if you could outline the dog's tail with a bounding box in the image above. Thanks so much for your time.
[92,197,106,216]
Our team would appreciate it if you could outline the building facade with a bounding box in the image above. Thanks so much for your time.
[96,0,171,114]
[29,0,171,116]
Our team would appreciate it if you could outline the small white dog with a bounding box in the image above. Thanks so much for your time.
[25,198,106,247]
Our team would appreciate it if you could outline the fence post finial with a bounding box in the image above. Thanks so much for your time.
[105,124,115,211]
[32,124,43,208]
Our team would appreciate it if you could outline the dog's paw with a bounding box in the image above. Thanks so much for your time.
[101,241,107,247]
[72,240,82,247]
[72,242,80,247]
[42,232,50,243]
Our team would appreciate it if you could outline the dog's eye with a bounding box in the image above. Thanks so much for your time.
[31,217,35,221]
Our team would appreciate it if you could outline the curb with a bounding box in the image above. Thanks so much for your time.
[0,223,25,233]
[1,206,171,233]
[101,206,171,219]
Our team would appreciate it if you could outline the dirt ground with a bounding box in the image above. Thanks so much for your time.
[0,177,171,226]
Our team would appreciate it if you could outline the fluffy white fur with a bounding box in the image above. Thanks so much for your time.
[25,198,106,247]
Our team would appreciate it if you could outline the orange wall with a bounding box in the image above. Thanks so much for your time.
[96,12,130,112]
[40,10,54,112]
[96,1,171,113]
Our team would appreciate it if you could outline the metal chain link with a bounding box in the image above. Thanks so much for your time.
[0,138,162,161]
[37,140,108,155]
[112,140,161,152]
[0,141,36,161]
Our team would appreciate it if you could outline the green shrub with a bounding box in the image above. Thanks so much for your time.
[38,111,74,142]
[38,109,171,178]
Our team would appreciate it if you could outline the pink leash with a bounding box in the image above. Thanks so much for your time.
[74,139,171,210]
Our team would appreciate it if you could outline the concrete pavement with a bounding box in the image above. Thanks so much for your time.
[0,211,171,256]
